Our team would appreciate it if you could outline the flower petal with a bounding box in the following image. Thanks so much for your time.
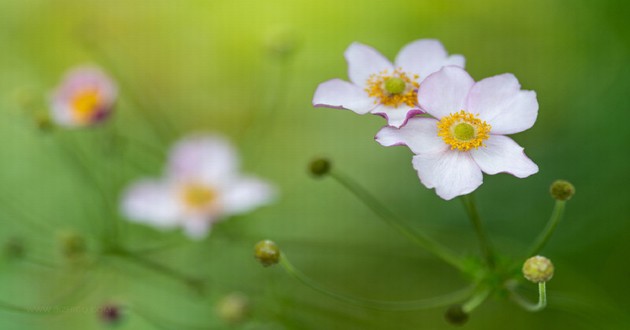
[470,135,538,178]
[121,179,181,229]
[167,135,238,186]
[181,216,213,240]
[417,66,475,119]
[345,42,394,87]
[395,39,465,80]
[312,79,376,114]
[412,150,483,200]
[220,176,276,215]
[370,104,422,128]
[466,73,538,134]
[376,117,448,154]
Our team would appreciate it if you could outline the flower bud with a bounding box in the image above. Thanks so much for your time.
[444,304,468,326]
[308,158,331,178]
[549,180,575,201]
[216,292,250,324]
[254,240,280,267]
[522,256,554,283]
[99,303,123,325]
[35,114,54,132]
[58,231,87,260]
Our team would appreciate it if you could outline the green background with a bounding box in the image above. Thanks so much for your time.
[1,0,629,329]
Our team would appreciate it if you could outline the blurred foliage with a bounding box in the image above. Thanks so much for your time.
[0,0,629,329]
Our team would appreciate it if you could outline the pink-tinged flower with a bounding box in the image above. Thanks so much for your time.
[121,135,276,240]
[50,66,117,127]
[313,39,464,128]
[376,66,539,200]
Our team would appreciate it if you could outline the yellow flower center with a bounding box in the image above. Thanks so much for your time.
[437,111,491,151]
[365,69,419,108]
[181,184,217,210]
[71,89,102,124]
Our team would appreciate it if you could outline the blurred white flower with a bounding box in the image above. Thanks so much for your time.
[50,66,117,127]
[122,135,276,239]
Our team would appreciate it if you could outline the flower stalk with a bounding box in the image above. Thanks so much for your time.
[526,200,566,257]
[460,194,495,269]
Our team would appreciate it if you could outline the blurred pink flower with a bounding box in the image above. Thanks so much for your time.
[376,66,539,200]
[50,66,117,127]
[313,39,464,128]
[121,135,276,239]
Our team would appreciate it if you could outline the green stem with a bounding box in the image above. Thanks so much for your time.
[461,289,491,313]
[526,201,566,257]
[329,170,466,272]
[509,282,547,312]
[279,253,473,311]
[460,194,495,269]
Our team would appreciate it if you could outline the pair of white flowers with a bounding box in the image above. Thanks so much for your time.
[50,67,276,239]
[313,39,539,200]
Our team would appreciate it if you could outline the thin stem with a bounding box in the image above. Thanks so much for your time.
[509,282,547,312]
[329,170,466,272]
[279,253,473,311]
[460,194,495,269]
[526,201,566,257]
[461,289,491,313]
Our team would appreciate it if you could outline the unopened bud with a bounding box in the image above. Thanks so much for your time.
[254,240,280,267]
[309,158,331,178]
[523,256,554,283]
[550,180,575,201]
[58,231,87,260]
[35,114,54,132]
[444,304,469,325]
[216,292,250,324]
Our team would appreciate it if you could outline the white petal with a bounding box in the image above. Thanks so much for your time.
[220,176,276,215]
[470,135,538,178]
[412,151,483,200]
[121,179,181,229]
[417,66,475,119]
[312,79,376,114]
[181,216,213,240]
[370,104,422,128]
[345,42,394,87]
[167,134,238,186]
[466,73,538,134]
[375,117,448,154]
[395,39,465,80]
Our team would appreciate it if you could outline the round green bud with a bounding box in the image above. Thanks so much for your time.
[522,256,554,283]
[254,240,280,267]
[384,77,406,94]
[58,231,87,260]
[550,180,575,201]
[444,304,469,326]
[216,292,250,324]
[308,158,331,178]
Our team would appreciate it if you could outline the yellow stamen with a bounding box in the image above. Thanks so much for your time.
[182,184,216,210]
[365,68,419,108]
[437,110,491,151]
[71,89,102,124]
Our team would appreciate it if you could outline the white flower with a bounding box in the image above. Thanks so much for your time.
[121,135,276,239]
[50,66,117,127]
[376,66,539,200]
[313,39,464,127]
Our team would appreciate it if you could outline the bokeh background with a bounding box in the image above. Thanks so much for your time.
[1,0,629,329]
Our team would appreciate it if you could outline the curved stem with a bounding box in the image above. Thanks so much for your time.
[460,194,495,269]
[329,170,466,272]
[526,201,566,257]
[509,282,547,312]
[279,253,473,311]
[462,289,491,313]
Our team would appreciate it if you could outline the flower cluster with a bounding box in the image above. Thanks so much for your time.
[314,39,539,200]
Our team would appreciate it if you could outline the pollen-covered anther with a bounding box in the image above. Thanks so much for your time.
[181,184,217,210]
[437,110,491,151]
[71,89,103,124]
[365,69,419,107]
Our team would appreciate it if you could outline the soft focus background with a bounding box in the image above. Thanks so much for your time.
[1,0,629,329]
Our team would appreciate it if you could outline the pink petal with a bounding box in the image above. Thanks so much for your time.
[220,176,276,215]
[376,117,448,155]
[370,104,422,128]
[312,79,376,114]
[470,135,538,178]
[181,216,213,240]
[412,150,483,200]
[121,179,181,229]
[417,66,475,119]
[394,39,465,80]
[167,135,239,186]
[466,73,538,134]
[345,42,394,87]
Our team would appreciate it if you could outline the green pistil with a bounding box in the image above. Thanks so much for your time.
[454,123,475,141]
[385,77,406,94]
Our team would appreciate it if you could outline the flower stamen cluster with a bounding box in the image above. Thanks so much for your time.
[437,110,491,151]
[365,69,419,108]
